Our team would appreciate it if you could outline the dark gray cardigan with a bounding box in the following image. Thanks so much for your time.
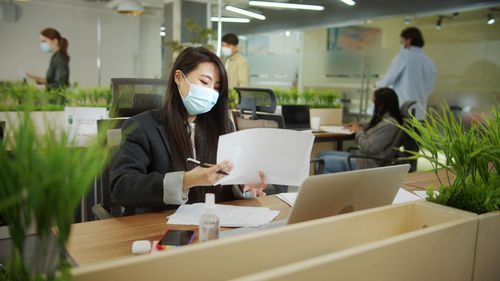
[110,109,240,214]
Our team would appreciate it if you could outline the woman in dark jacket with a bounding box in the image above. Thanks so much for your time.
[110,47,266,214]
[26,28,69,102]
[318,88,403,173]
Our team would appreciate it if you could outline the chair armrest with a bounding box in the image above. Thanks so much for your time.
[92,204,114,220]
[310,157,325,175]
[347,146,359,152]
[346,154,391,170]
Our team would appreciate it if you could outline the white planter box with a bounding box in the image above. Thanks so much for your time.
[473,210,500,281]
[0,111,65,135]
[310,107,343,125]
[71,201,477,281]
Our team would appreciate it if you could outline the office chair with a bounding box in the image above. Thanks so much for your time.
[346,101,418,172]
[109,78,168,118]
[91,118,137,220]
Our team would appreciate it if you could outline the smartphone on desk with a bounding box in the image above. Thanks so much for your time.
[156,229,195,250]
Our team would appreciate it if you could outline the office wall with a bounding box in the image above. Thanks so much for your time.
[0,0,162,87]
[300,8,500,112]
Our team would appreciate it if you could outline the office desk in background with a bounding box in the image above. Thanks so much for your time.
[313,131,355,151]
[66,170,447,267]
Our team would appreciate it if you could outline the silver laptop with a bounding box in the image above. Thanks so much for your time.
[221,164,410,238]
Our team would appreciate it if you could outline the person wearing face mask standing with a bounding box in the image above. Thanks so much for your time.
[375,27,436,121]
[110,47,267,215]
[26,28,70,103]
[221,33,249,90]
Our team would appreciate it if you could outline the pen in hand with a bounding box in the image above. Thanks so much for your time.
[186,158,229,175]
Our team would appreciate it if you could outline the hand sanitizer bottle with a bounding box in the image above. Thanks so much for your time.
[199,193,219,242]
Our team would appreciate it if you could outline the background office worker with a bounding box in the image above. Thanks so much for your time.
[221,33,249,90]
[111,47,266,214]
[375,27,436,121]
[317,88,403,173]
[26,28,70,95]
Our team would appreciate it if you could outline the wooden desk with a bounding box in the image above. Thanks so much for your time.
[66,170,447,267]
[313,132,355,151]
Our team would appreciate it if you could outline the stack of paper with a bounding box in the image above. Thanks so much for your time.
[414,190,440,198]
[392,188,422,204]
[167,203,280,227]
[276,193,298,207]
[319,125,355,135]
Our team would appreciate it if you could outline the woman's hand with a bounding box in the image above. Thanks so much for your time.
[183,160,233,190]
[242,171,267,198]
[344,122,363,132]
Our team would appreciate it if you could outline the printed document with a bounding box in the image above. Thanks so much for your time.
[319,125,354,135]
[167,203,280,227]
[215,128,315,186]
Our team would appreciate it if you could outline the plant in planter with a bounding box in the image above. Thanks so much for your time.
[397,104,499,214]
[0,106,111,280]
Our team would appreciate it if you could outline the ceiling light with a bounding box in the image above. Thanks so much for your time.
[249,1,324,11]
[285,30,290,37]
[339,0,355,6]
[210,17,250,23]
[436,16,443,30]
[226,6,266,20]
[487,12,495,24]
[117,0,144,15]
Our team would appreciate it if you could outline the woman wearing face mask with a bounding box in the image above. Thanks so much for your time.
[317,88,403,173]
[110,47,266,214]
[26,28,70,96]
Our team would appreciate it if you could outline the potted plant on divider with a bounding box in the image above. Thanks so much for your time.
[274,88,343,125]
[0,105,111,281]
[396,104,500,281]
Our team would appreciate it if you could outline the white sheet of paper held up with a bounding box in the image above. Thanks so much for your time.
[215,128,315,186]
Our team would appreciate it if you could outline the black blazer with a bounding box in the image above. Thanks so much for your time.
[110,109,238,214]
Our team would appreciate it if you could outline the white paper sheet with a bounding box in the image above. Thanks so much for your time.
[319,125,354,135]
[414,190,440,198]
[392,188,422,204]
[215,128,315,186]
[167,203,280,227]
[276,193,298,207]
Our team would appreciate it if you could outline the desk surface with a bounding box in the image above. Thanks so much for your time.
[67,169,449,267]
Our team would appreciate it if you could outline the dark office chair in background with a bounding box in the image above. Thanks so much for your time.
[346,100,418,172]
[231,87,285,130]
[92,78,168,220]
[109,78,168,118]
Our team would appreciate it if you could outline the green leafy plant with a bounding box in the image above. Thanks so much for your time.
[0,81,112,111]
[0,105,112,280]
[395,104,500,214]
[165,19,217,55]
[273,87,341,108]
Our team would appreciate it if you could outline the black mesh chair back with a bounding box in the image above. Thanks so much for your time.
[93,118,134,219]
[110,78,168,118]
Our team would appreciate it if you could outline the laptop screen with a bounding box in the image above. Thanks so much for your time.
[281,105,310,129]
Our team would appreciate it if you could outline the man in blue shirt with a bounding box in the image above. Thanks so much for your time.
[375,27,436,120]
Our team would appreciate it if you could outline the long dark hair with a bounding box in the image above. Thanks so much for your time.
[41,28,70,61]
[162,47,231,172]
[367,88,403,130]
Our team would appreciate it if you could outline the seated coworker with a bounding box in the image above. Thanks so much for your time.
[111,47,266,214]
[317,88,402,173]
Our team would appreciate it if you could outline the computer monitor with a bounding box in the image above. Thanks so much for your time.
[281,104,311,130]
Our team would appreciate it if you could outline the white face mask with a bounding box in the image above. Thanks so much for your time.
[179,72,219,115]
[40,42,53,53]
[221,47,232,57]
